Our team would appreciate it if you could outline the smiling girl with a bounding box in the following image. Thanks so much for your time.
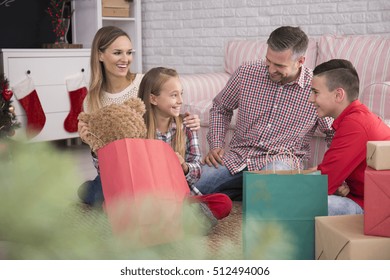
[138,67,232,225]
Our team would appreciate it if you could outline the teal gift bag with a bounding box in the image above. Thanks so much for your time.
[243,169,328,260]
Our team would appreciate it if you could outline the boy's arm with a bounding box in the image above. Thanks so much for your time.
[317,119,366,194]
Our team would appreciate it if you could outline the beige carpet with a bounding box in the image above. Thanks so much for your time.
[206,202,243,258]
[69,201,243,259]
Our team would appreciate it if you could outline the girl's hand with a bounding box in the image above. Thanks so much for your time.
[175,152,189,174]
[183,112,200,131]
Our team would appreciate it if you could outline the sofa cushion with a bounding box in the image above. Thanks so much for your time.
[180,72,230,126]
[309,136,329,167]
[180,72,230,104]
[224,38,318,75]
[317,35,390,95]
[181,98,238,129]
[361,82,390,126]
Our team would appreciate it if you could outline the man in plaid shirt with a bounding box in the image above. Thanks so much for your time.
[194,26,334,200]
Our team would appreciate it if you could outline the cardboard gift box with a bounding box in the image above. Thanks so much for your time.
[315,215,390,260]
[102,0,131,17]
[367,141,390,170]
[243,170,328,260]
[364,167,390,237]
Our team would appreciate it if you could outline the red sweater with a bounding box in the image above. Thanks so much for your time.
[318,100,390,208]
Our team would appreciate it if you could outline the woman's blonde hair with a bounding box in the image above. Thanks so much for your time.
[138,67,186,158]
[86,26,136,113]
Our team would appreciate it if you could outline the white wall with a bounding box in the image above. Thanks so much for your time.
[141,0,390,74]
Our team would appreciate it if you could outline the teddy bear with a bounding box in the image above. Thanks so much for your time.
[77,97,147,152]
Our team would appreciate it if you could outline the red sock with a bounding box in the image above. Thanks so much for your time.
[64,73,88,132]
[13,77,46,139]
[190,193,233,220]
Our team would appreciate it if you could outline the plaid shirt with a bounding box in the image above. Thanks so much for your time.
[156,121,202,195]
[208,60,334,174]
[92,120,202,195]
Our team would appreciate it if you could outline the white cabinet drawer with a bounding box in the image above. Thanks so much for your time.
[7,57,89,86]
[13,85,71,116]
[1,48,91,142]
[15,112,79,142]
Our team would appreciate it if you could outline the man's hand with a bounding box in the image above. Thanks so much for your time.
[202,148,225,168]
[334,182,350,197]
[183,112,200,131]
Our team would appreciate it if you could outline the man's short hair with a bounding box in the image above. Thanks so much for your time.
[313,59,360,101]
[267,26,309,59]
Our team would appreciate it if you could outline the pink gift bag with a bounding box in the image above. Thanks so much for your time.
[98,138,190,246]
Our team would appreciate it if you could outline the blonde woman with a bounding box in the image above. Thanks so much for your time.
[78,26,200,206]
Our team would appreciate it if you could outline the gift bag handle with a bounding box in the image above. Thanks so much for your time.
[265,149,302,174]
[85,131,105,153]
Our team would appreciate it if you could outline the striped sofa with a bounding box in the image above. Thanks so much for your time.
[180,35,390,167]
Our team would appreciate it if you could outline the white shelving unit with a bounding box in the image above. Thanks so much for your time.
[71,0,142,73]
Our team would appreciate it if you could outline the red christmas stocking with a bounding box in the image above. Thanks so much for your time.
[64,72,88,132]
[13,77,46,139]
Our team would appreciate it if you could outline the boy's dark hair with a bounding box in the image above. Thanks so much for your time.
[313,59,360,101]
[267,26,309,59]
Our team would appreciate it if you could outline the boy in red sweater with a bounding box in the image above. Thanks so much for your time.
[309,59,390,215]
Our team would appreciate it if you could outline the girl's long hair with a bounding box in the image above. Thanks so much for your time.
[138,67,185,158]
[86,26,136,113]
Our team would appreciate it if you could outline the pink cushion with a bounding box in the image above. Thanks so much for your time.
[317,35,390,94]
[309,136,329,167]
[180,72,230,104]
[180,72,230,126]
[224,38,317,75]
[195,126,235,158]
[361,82,390,123]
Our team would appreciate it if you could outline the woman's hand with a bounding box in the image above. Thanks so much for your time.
[78,120,91,146]
[183,112,200,131]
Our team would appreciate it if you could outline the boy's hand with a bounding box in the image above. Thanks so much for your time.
[334,182,350,197]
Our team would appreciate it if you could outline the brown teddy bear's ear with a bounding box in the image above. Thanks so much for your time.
[124,97,146,115]
[78,112,90,123]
